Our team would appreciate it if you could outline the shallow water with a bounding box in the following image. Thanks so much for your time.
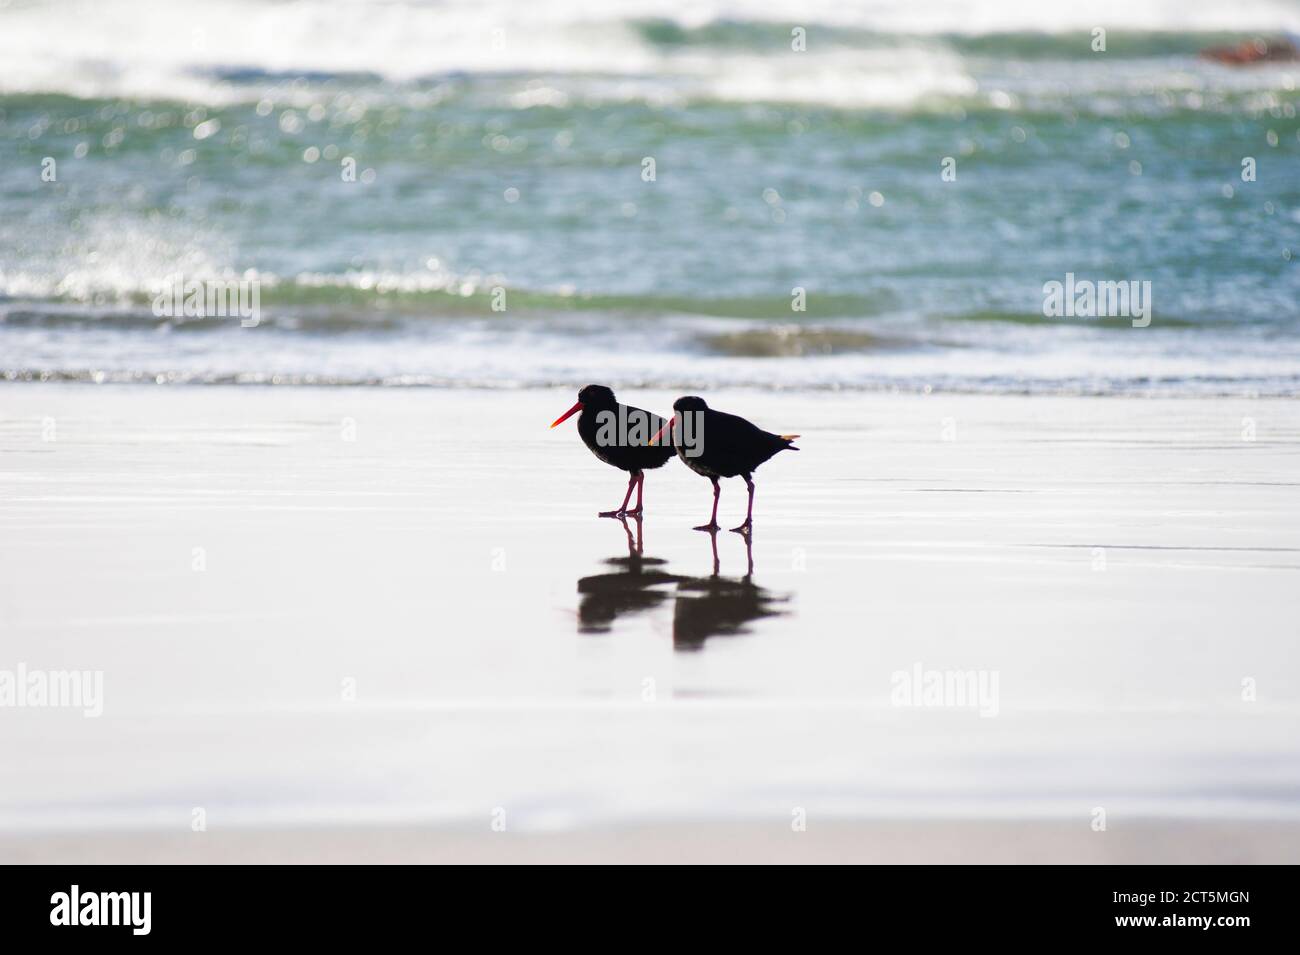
[2,0,1299,394]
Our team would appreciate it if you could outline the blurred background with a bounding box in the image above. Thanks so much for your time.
[1,0,1298,395]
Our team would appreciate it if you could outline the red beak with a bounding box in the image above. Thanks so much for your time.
[550,400,583,429]
[648,417,675,445]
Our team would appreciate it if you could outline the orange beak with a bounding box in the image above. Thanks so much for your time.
[550,400,583,429]
[648,416,675,445]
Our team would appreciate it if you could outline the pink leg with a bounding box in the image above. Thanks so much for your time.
[693,478,721,532]
[626,471,645,517]
[730,475,754,534]
[599,473,637,518]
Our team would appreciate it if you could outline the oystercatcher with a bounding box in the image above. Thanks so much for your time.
[550,384,676,517]
[651,396,798,533]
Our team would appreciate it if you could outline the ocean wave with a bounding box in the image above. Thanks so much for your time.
[0,276,1262,334]
[4,0,1297,399]
[5,366,1297,398]
[0,265,900,322]
[3,0,1298,108]
[5,295,1300,398]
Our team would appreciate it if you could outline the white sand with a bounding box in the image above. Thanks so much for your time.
[1,384,1297,863]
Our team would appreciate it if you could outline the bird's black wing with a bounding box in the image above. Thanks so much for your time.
[621,403,670,446]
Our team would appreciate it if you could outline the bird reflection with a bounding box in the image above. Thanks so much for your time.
[671,529,788,651]
[577,515,682,634]
[576,517,788,649]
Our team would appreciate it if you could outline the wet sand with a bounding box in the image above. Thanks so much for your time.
[1,384,1298,863]
[5,820,1298,865]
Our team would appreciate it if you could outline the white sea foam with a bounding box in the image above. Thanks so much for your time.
[2,0,1298,106]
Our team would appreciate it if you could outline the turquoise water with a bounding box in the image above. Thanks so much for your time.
[1,0,1299,393]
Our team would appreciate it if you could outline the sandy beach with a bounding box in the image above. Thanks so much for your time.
[5,821,1298,865]
[4,0,1300,876]
[2,383,1297,863]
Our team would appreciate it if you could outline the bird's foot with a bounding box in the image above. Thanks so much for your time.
[599,509,627,518]
[729,520,752,535]
[624,507,643,518]
[693,522,720,532]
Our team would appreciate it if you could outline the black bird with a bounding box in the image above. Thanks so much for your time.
[651,396,798,533]
[550,384,676,517]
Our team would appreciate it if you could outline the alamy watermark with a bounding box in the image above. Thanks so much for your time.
[890,662,1000,717]
[152,273,261,327]
[50,886,150,935]
[1043,272,1151,327]
[0,663,103,717]
[601,407,703,458]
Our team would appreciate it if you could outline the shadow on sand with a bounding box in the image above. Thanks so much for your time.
[576,515,789,651]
